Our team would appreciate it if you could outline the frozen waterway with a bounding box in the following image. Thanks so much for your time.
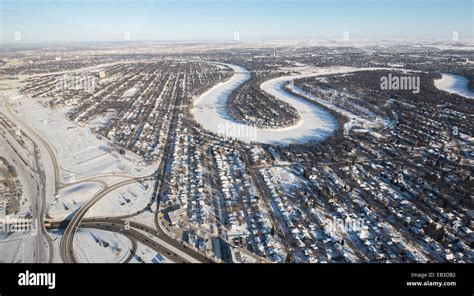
[435,73,474,99]
[192,64,339,145]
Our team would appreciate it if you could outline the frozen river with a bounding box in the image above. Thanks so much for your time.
[434,73,474,99]
[192,64,338,145]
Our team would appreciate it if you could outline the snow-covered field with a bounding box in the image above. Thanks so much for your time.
[434,73,474,99]
[73,228,133,263]
[287,81,389,131]
[48,182,104,219]
[8,93,154,180]
[86,180,153,218]
[193,64,339,145]
[267,166,306,191]
[128,242,172,263]
[0,238,27,263]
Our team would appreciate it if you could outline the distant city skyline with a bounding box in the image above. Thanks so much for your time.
[0,0,473,43]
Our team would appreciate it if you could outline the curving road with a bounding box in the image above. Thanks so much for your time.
[77,222,138,263]
[78,221,179,263]
[1,97,55,263]
[5,103,61,196]
[2,67,217,264]
[59,178,148,263]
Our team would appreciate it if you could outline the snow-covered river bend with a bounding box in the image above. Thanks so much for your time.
[192,63,386,145]
[434,73,474,99]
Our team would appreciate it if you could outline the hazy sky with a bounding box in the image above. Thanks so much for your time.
[0,0,473,43]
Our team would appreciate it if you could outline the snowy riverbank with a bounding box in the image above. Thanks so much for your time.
[193,64,339,145]
[435,73,474,99]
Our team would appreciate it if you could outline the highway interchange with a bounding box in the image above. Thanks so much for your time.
[1,89,214,264]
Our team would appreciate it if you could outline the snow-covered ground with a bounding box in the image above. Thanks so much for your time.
[86,180,153,218]
[193,63,339,145]
[0,237,28,263]
[73,228,133,263]
[133,226,201,263]
[46,229,63,263]
[128,208,157,229]
[122,87,139,97]
[287,81,389,132]
[7,92,156,181]
[193,64,395,145]
[0,140,36,216]
[48,182,104,220]
[128,242,173,263]
[267,166,306,191]
[434,73,474,99]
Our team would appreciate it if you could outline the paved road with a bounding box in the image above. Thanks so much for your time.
[57,114,213,264]
[3,89,215,264]
[60,178,143,263]
[1,97,54,263]
[51,219,196,263]
[77,222,138,263]
[127,220,212,263]
[5,102,61,195]
[82,221,190,263]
